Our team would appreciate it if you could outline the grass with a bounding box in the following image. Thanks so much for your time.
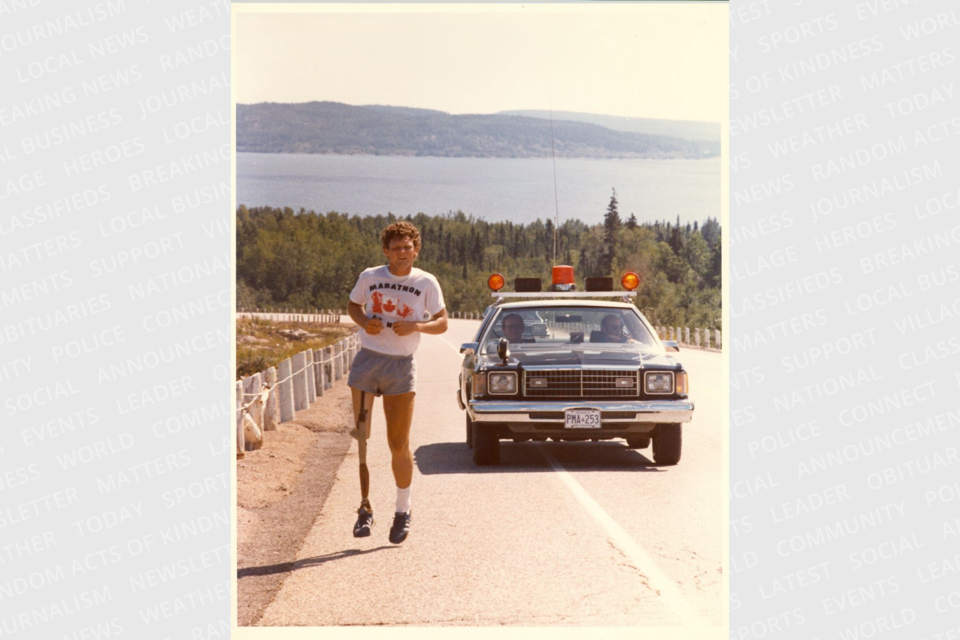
[236,316,356,379]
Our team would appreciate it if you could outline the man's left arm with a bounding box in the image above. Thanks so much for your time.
[392,308,448,336]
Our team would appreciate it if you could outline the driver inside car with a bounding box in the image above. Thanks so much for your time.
[501,313,534,343]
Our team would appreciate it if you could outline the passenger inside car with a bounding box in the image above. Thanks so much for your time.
[592,314,632,343]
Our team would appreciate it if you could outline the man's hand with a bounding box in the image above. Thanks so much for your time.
[364,317,384,335]
[391,321,419,337]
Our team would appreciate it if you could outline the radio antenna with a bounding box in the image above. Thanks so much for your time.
[548,95,560,265]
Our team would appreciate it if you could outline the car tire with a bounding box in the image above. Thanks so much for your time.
[466,413,474,449]
[653,424,681,465]
[472,424,500,466]
[626,436,650,449]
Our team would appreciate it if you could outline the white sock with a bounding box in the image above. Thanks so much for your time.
[395,485,411,514]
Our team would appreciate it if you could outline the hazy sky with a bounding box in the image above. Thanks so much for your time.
[235,5,727,123]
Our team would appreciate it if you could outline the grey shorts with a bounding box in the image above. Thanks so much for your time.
[347,348,416,396]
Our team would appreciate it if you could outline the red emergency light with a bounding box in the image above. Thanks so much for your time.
[550,265,575,291]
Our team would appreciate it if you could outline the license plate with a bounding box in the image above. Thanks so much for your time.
[565,409,601,429]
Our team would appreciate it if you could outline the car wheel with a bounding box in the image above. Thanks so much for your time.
[653,424,681,465]
[466,413,474,449]
[472,424,500,465]
[626,436,650,449]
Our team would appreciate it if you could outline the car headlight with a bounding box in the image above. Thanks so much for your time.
[644,372,674,395]
[488,372,517,394]
[472,372,487,396]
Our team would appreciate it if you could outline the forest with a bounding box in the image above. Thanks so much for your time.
[236,191,722,330]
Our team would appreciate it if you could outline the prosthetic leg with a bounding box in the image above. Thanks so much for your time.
[353,390,373,537]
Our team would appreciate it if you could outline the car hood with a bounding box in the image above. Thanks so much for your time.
[478,349,678,369]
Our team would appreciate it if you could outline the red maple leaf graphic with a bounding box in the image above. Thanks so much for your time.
[371,291,383,313]
[383,298,397,313]
[397,303,413,318]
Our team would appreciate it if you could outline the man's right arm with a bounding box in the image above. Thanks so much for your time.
[349,301,382,334]
[348,301,369,329]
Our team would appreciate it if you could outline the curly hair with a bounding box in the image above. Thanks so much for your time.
[380,221,422,252]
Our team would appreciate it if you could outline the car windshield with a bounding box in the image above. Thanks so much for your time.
[482,306,661,353]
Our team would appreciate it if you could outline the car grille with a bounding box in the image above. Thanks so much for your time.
[523,369,640,397]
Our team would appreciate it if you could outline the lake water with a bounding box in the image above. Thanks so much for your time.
[237,153,720,226]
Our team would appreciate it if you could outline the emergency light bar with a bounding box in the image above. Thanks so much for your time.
[487,268,641,297]
[492,291,637,298]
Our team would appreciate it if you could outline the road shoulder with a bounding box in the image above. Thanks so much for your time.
[236,380,355,626]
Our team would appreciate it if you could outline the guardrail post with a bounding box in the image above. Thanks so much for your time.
[277,358,295,423]
[704,330,711,349]
[715,330,722,349]
[685,327,690,344]
[695,328,701,348]
[236,380,245,456]
[292,351,308,411]
[264,367,279,431]
[305,349,317,404]
[313,353,325,398]
[243,373,263,451]
[323,347,334,390]
[333,341,343,380]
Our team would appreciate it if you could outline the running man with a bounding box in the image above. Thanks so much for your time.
[346,221,448,543]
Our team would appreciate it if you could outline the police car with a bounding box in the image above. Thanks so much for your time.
[456,266,694,466]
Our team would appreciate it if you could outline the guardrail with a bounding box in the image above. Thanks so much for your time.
[655,325,722,350]
[235,332,361,458]
[237,309,344,323]
[240,309,487,321]
[541,320,722,350]
[441,312,722,349]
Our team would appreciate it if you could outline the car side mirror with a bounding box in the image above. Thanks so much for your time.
[497,337,510,364]
[662,340,680,352]
[460,342,478,355]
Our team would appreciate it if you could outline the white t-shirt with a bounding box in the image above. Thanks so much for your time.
[349,266,445,356]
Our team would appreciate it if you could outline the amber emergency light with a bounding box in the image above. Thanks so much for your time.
[487,273,505,291]
[621,272,641,291]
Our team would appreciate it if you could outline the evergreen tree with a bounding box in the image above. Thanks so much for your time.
[599,188,621,275]
[668,216,684,255]
[701,217,721,248]
[472,231,483,268]
[579,246,590,276]
[626,213,638,230]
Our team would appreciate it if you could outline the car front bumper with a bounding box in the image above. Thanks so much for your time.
[466,399,694,425]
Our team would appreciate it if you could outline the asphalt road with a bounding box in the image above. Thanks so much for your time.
[256,319,725,630]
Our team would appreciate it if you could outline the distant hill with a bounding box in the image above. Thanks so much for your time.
[499,110,720,143]
[236,102,719,159]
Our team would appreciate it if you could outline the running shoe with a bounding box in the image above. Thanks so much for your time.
[353,505,374,537]
[389,511,411,544]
